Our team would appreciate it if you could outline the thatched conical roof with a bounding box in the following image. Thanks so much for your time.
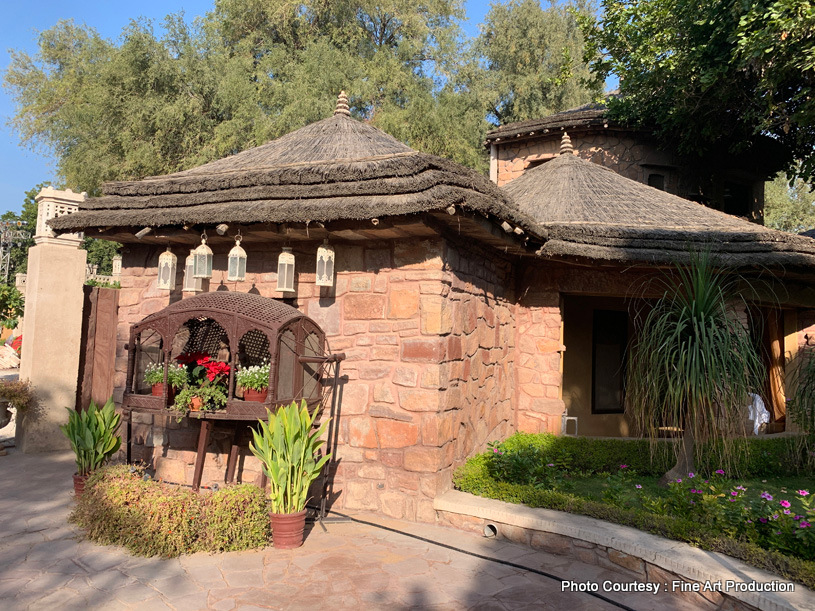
[50,93,523,233]
[504,135,815,267]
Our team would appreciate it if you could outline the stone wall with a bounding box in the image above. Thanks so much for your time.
[114,235,516,521]
[494,130,675,189]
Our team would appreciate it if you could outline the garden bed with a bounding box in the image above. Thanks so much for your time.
[454,433,815,589]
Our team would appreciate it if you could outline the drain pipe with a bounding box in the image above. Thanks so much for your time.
[483,523,498,538]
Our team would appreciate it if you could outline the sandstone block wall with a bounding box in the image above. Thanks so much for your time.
[114,235,516,521]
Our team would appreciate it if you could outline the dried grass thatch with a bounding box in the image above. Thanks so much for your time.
[50,110,523,232]
[485,103,607,143]
[503,142,815,267]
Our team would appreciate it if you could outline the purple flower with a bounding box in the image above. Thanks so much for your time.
[798,490,810,497]
[690,489,697,494]
[676,478,682,483]
[635,484,642,489]
[800,521,811,529]
[776,531,782,535]
[746,520,753,524]
[728,499,736,502]
[772,514,779,520]
[620,464,628,469]
[731,491,739,497]
[794,515,803,521]
[715,469,725,475]
[759,518,768,523]
[780,500,791,508]
[688,472,695,478]
[547,463,555,467]
[784,509,791,515]
[690,500,695,505]
[760,492,773,501]
[736,486,746,491]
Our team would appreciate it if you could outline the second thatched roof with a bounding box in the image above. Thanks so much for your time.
[50,94,525,233]
[504,135,815,268]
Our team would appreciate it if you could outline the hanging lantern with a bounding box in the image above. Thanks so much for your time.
[157,247,177,290]
[183,250,203,293]
[315,240,335,287]
[193,232,213,279]
[277,247,295,292]
[227,233,247,281]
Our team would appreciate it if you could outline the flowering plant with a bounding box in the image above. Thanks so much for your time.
[143,363,188,388]
[172,352,231,413]
[176,352,231,388]
[235,362,271,391]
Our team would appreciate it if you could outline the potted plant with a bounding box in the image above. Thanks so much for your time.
[172,352,230,416]
[60,398,121,496]
[249,399,330,549]
[143,363,187,398]
[236,362,271,402]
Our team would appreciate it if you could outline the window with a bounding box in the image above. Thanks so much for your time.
[592,310,628,414]
[648,173,665,191]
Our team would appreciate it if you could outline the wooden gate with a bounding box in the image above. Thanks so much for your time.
[76,286,119,409]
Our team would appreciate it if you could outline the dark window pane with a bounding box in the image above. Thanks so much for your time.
[592,310,628,414]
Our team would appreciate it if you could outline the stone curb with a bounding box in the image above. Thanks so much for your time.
[434,490,815,611]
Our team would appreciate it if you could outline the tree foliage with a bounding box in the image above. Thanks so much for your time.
[4,1,599,191]
[764,173,815,234]
[583,0,815,182]
[471,0,601,125]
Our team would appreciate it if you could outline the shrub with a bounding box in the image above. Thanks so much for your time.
[490,432,809,480]
[201,484,271,552]
[235,362,271,391]
[71,465,270,557]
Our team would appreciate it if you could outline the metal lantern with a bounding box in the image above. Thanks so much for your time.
[227,233,247,281]
[193,232,213,279]
[315,240,335,287]
[277,247,295,292]
[157,247,177,290]
[183,250,203,293]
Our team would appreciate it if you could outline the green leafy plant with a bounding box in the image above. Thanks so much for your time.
[172,384,227,415]
[59,398,121,476]
[84,279,121,289]
[788,348,815,435]
[625,251,765,483]
[249,400,330,514]
[143,363,187,388]
[0,378,33,412]
[0,284,24,330]
[235,362,270,391]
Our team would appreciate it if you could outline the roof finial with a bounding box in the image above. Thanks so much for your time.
[560,131,574,155]
[334,90,351,116]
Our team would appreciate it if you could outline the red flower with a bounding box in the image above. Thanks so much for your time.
[176,351,210,365]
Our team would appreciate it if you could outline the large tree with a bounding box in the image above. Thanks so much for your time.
[764,173,815,234]
[583,0,815,182]
[4,1,601,191]
[471,0,601,125]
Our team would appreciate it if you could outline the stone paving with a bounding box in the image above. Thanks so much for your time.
[0,448,702,610]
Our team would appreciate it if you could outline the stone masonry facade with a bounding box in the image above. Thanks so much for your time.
[115,236,516,522]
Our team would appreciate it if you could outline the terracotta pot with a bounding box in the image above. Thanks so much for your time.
[270,509,307,549]
[190,396,203,412]
[243,388,268,402]
[151,383,175,402]
[73,473,88,497]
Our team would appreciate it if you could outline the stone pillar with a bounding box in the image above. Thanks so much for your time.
[17,187,87,453]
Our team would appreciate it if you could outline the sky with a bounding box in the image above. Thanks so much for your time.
[0,1,491,216]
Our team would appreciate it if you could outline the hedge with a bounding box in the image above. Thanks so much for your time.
[71,465,270,557]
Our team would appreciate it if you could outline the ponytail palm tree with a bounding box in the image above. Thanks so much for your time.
[626,252,765,485]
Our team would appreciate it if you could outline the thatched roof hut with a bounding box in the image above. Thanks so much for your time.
[504,134,815,268]
[50,93,528,245]
[484,103,607,144]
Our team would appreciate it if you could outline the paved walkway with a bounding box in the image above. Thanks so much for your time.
[0,449,703,610]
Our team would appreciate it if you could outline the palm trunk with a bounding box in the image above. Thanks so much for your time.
[659,428,695,487]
